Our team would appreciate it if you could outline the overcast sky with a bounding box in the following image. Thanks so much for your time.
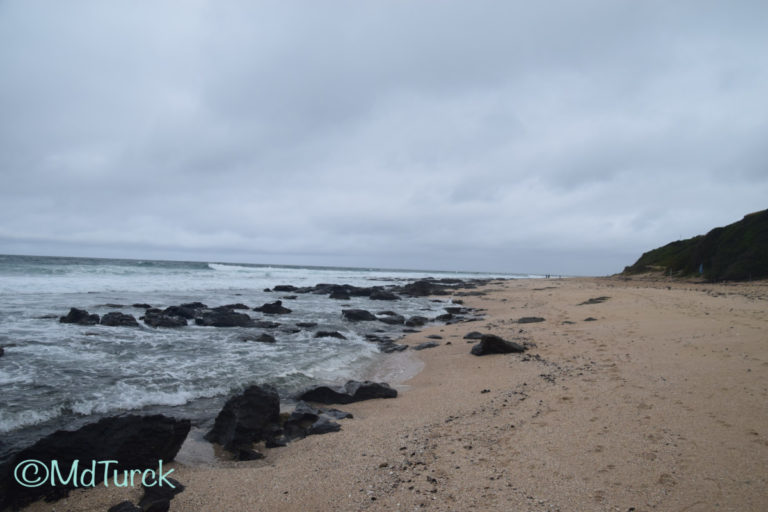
[1,1,766,275]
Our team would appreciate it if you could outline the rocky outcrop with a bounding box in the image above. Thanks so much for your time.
[253,301,292,315]
[413,341,439,351]
[376,312,405,325]
[59,307,100,325]
[470,334,526,356]
[143,309,187,328]
[204,385,281,452]
[315,331,347,339]
[194,309,254,327]
[0,415,190,511]
[100,312,139,327]
[405,316,429,327]
[369,290,400,301]
[298,380,397,404]
[341,309,377,322]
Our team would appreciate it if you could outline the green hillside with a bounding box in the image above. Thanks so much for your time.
[623,209,768,281]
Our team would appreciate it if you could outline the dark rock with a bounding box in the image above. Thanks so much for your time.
[444,306,466,314]
[296,322,317,328]
[0,415,190,511]
[235,449,264,461]
[323,408,354,420]
[517,317,545,324]
[405,316,429,327]
[195,310,254,327]
[100,312,139,327]
[577,296,610,305]
[402,328,419,333]
[222,303,250,310]
[470,334,526,356]
[254,320,280,329]
[253,300,292,315]
[59,307,100,325]
[138,477,185,512]
[204,384,280,451]
[104,303,125,308]
[329,289,351,300]
[280,327,301,334]
[369,290,400,301]
[132,303,152,309]
[242,333,276,343]
[180,302,207,309]
[435,313,453,322]
[0,347,4,357]
[308,417,341,435]
[380,343,408,353]
[342,309,377,322]
[426,335,443,339]
[377,313,405,325]
[162,305,199,319]
[413,342,439,351]
[280,295,297,300]
[273,285,298,292]
[584,317,598,322]
[108,501,142,512]
[315,331,347,340]
[298,380,397,404]
[399,280,450,297]
[463,331,484,339]
[143,309,187,328]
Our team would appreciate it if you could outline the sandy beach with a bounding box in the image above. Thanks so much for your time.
[22,276,768,512]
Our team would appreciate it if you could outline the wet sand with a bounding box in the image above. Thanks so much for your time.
[23,276,768,511]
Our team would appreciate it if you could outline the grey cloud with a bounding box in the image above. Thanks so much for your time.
[1,0,767,275]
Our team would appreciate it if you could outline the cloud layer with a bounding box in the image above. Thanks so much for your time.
[1,1,766,274]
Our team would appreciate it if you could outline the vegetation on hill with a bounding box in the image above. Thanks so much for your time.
[623,209,768,281]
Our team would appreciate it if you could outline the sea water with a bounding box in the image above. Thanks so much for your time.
[0,254,523,459]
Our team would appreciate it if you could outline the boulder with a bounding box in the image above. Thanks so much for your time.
[204,385,281,451]
[413,342,439,351]
[59,307,100,325]
[162,306,198,320]
[380,343,408,353]
[221,303,250,310]
[272,285,298,292]
[329,289,351,300]
[296,322,317,328]
[369,290,400,301]
[253,301,292,315]
[405,316,429,327]
[0,415,190,511]
[463,331,484,339]
[470,334,526,356]
[138,477,185,512]
[143,309,187,328]
[132,303,152,309]
[314,331,347,340]
[195,310,254,327]
[100,312,139,327]
[341,309,376,322]
[108,502,142,512]
[377,312,405,325]
[298,380,397,404]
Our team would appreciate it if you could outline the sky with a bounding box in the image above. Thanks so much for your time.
[1,1,766,276]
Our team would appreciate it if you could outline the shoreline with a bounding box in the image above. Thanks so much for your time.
[19,276,768,511]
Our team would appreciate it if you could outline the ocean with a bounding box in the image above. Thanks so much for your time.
[0,254,524,460]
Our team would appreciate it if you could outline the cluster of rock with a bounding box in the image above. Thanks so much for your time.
[0,415,190,511]
[204,381,395,460]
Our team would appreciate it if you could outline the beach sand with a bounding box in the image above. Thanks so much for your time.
[22,277,768,511]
